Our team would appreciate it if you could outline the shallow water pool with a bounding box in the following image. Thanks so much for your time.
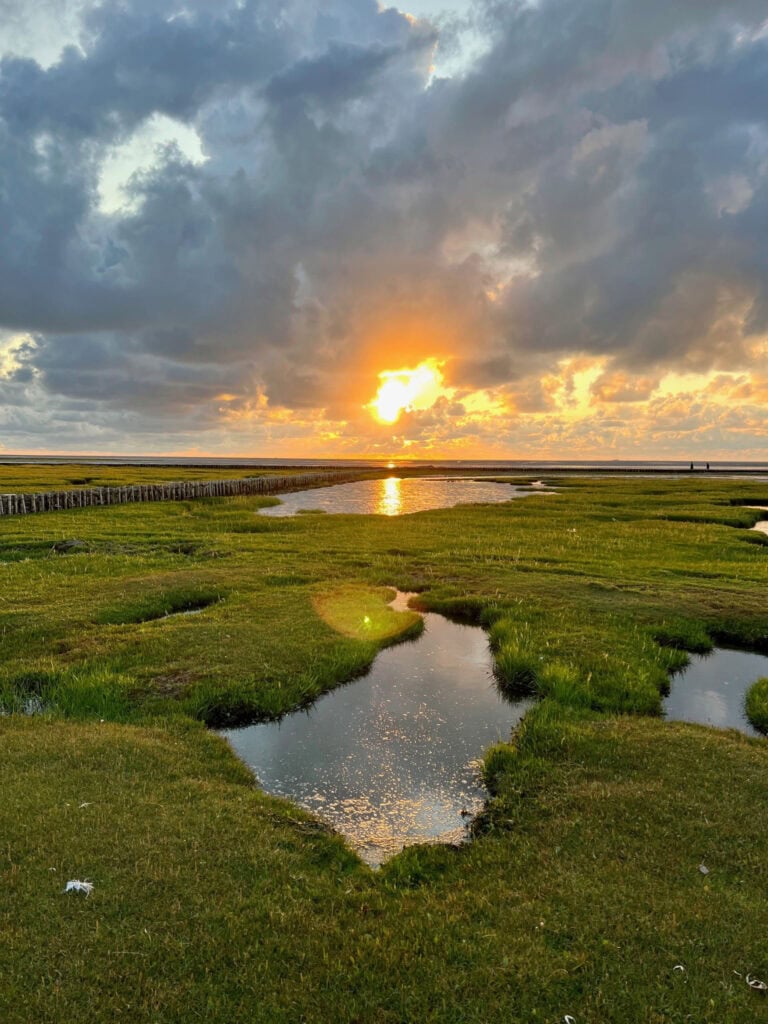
[222,594,529,865]
[747,505,768,535]
[664,647,768,737]
[259,475,552,517]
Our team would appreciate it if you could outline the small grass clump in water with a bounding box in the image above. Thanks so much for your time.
[492,644,540,696]
[746,677,768,734]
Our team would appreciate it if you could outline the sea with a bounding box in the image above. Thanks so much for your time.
[0,456,766,474]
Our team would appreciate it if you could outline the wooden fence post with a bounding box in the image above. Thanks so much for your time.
[0,469,366,517]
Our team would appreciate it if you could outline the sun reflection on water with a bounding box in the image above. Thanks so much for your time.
[377,476,402,516]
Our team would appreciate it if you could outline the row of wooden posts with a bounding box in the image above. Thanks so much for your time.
[0,470,368,517]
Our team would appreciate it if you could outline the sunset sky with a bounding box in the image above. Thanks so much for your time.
[1,0,767,459]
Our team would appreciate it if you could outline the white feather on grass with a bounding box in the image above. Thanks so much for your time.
[64,880,94,896]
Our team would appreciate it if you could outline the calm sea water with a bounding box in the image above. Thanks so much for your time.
[260,476,550,516]
[2,455,767,474]
[222,595,529,866]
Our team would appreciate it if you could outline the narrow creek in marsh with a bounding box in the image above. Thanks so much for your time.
[222,593,530,866]
[747,505,768,535]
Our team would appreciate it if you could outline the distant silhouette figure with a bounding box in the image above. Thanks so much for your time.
[706,462,710,471]
[690,462,694,471]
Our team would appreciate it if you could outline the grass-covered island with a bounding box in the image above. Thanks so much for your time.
[2,469,768,1023]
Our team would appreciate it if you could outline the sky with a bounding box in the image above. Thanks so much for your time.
[0,0,767,459]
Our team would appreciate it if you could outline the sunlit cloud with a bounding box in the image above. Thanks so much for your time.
[369,359,447,424]
[1,0,768,458]
[0,332,28,378]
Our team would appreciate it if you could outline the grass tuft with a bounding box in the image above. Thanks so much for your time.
[746,677,768,734]
[653,619,714,654]
[0,665,136,720]
[493,645,540,696]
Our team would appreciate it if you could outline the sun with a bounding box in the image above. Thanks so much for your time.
[370,360,444,424]
[374,376,415,424]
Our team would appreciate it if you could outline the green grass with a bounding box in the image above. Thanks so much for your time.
[0,665,137,720]
[95,584,226,624]
[1,474,768,1021]
[0,463,323,492]
[746,677,768,734]
[3,712,768,1023]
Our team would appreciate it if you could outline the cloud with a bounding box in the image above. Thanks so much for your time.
[0,0,767,455]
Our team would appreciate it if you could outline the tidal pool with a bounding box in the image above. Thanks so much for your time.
[747,505,768,535]
[664,647,768,736]
[222,594,529,866]
[259,475,550,517]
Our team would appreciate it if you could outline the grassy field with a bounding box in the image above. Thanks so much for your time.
[2,474,768,1022]
[0,463,347,493]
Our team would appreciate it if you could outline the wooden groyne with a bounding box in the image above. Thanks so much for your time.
[0,471,368,517]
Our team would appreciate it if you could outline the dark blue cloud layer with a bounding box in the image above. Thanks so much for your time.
[0,0,766,443]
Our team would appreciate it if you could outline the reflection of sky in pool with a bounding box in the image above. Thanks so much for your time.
[222,595,530,866]
[259,475,552,517]
[664,647,768,737]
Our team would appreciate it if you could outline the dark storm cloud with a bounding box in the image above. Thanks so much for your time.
[265,41,404,108]
[1,0,767,445]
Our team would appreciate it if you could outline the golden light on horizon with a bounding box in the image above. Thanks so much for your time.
[370,359,444,424]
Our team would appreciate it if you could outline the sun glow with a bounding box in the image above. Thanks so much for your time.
[370,360,444,424]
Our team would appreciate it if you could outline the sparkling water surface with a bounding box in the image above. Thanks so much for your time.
[260,475,550,517]
[223,594,529,866]
[229,488,767,863]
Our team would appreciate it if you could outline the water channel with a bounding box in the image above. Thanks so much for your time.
[225,489,766,864]
[747,505,768,535]
[222,593,530,866]
[259,475,551,517]
[222,609,766,867]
